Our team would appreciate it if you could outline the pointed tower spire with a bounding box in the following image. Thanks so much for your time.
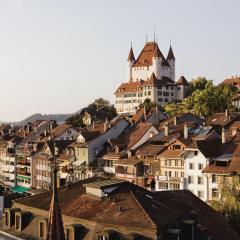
[127,45,135,62]
[152,43,162,58]
[167,45,175,60]
[46,142,66,240]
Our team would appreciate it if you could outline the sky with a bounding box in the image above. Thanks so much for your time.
[0,0,240,121]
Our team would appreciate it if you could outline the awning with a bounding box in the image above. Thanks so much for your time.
[16,175,30,180]
[11,186,29,194]
[73,159,85,166]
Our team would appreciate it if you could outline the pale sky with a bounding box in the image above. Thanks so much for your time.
[0,0,240,121]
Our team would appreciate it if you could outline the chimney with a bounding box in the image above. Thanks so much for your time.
[143,106,147,121]
[27,125,30,133]
[225,109,228,116]
[184,123,188,139]
[222,127,226,144]
[104,121,108,132]
[164,123,169,136]
[173,116,177,125]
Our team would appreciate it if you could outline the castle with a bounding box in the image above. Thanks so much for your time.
[114,41,189,114]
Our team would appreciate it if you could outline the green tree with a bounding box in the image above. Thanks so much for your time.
[65,114,85,128]
[189,77,210,95]
[184,81,237,118]
[88,98,110,110]
[139,99,157,113]
[210,176,240,234]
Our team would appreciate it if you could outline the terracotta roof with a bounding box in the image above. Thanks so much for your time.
[166,46,175,60]
[109,123,156,156]
[115,81,142,94]
[133,42,169,67]
[10,177,240,240]
[51,124,74,138]
[131,108,145,123]
[127,46,135,61]
[177,75,189,86]
[207,112,239,127]
[221,76,240,87]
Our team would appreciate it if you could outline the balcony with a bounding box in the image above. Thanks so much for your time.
[16,168,31,176]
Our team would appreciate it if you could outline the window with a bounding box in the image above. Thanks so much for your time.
[163,92,169,96]
[212,188,219,198]
[165,160,167,166]
[15,215,21,230]
[138,93,143,97]
[175,171,179,177]
[181,172,184,178]
[171,87,173,90]
[159,182,168,190]
[157,91,162,96]
[164,98,169,102]
[172,183,180,190]
[189,163,194,169]
[166,86,169,90]
[173,145,181,150]
[158,98,163,102]
[175,160,178,166]
[198,176,203,184]
[194,151,198,156]
[171,92,174,96]
[168,171,172,177]
[188,176,193,184]
[158,86,162,89]
[181,160,184,167]
[148,91,151,96]
[39,221,46,239]
[198,164,203,170]
[5,212,9,226]
[212,174,217,183]
[168,160,172,166]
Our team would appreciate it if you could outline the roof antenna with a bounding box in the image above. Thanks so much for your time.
[145,30,148,43]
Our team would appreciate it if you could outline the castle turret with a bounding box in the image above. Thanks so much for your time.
[127,46,135,82]
[167,45,175,81]
[152,43,162,78]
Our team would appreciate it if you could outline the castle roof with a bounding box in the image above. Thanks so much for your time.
[133,42,169,67]
[167,46,175,60]
[177,76,189,86]
[127,47,135,61]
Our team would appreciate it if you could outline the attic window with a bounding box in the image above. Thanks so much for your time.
[38,219,47,239]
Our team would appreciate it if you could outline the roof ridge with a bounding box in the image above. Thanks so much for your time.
[128,186,157,228]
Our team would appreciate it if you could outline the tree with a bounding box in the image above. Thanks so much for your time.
[139,99,157,113]
[88,98,110,110]
[188,77,210,95]
[65,114,85,128]
[184,81,238,118]
[210,176,240,234]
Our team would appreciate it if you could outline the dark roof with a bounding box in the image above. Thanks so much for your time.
[127,46,135,61]
[177,76,189,86]
[154,190,240,240]
[166,46,175,60]
[14,179,240,240]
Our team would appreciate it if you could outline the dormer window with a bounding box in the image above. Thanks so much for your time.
[15,211,32,231]
[65,224,86,240]
[38,218,48,239]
